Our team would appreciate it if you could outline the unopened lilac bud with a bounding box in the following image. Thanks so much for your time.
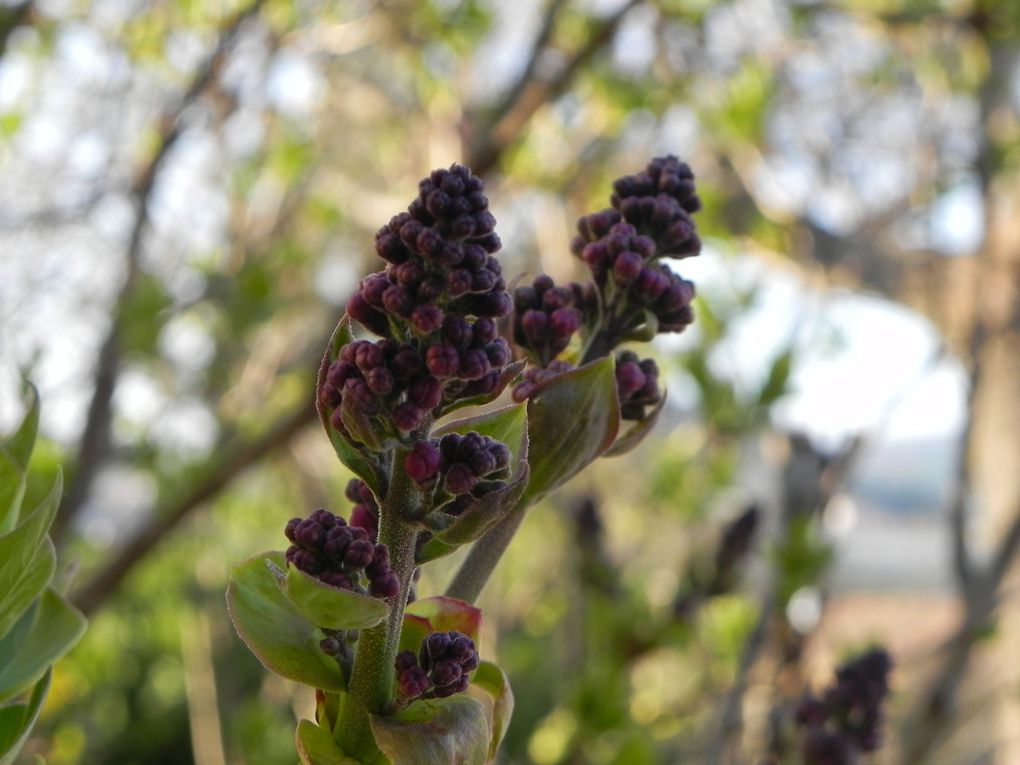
[616,360,646,398]
[489,442,511,470]
[343,379,379,414]
[320,636,342,655]
[382,285,414,317]
[459,348,490,380]
[472,317,497,343]
[521,310,548,345]
[408,376,443,410]
[417,274,445,302]
[392,402,425,432]
[411,304,444,334]
[442,316,473,348]
[365,367,394,395]
[485,339,511,368]
[446,463,476,494]
[613,251,644,286]
[345,538,374,569]
[550,307,582,337]
[309,509,337,529]
[349,505,378,540]
[394,260,424,285]
[285,517,302,542]
[296,519,325,548]
[391,348,425,381]
[370,572,400,598]
[426,345,460,378]
[405,441,442,483]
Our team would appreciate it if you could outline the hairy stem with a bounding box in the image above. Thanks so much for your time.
[335,450,420,760]
[445,498,529,604]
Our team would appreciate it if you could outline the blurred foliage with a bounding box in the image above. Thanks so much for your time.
[0,0,1017,762]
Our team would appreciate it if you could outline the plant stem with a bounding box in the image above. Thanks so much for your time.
[335,450,420,761]
[445,498,529,604]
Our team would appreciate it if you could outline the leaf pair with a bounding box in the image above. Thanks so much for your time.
[226,552,391,692]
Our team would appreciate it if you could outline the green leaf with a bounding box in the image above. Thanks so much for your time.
[284,566,389,631]
[316,316,384,495]
[0,475,62,624]
[604,393,667,458]
[437,360,526,417]
[0,590,85,702]
[370,696,489,765]
[295,719,361,765]
[404,597,482,643]
[225,553,346,692]
[0,537,55,640]
[398,614,433,656]
[0,669,49,765]
[469,661,514,761]
[521,357,619,504]
[0,385,39,535]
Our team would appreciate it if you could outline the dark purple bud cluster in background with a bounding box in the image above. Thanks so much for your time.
[795,648,892,765]
[284,508,400,599]
[323,164,514,446]
[395,630,480,701]
[614,350,661,421]
[405,432,512,513]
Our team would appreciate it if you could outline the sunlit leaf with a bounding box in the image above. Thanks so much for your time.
[521,357,619,504]
[283,566,388,631]
[0,591,84,702]
[295,719,361,765]
[0,385,38,535]
[226,553,346,692]
[0,537,54,640]
[469,661,513,761]
[370,695,489,765]
[0,669,49,765]
[0,476,61,615]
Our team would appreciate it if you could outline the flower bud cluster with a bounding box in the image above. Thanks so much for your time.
[795,648,892,764]
[513,275,588,367]
[326,165,516,445]
[395,630,479,701]
[345,478,379,541]
[615,351,661,421]
[610,155,702,256]
[284,508,400,598]
[404,432,512,511]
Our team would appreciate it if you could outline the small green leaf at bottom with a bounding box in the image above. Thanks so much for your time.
[295,719,362,765]
[370,696,489,765]
[0,668,49,765]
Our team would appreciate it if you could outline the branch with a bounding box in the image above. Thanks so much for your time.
[72,397,314,616]
[55,0,267,543]
[465,0,643,176]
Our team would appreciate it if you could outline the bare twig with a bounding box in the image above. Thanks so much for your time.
[55,0,267,543]
[465,0,643,176]
[72,397,314,616]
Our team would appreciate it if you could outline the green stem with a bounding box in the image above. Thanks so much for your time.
[444,497,530,604]
[335,450,420,761]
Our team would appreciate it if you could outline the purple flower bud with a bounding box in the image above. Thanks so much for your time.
[320,571,354,590]
[320,637,341,655]
[426,345,460,378]
[616,360,646,398]
[309,509,336,529]
[343,379,379,414]
[445,463,476,495]
[467,448,496,477]
[399,220,425,247]
[447,269,473,297]
[550,307,582,338]
[408,376,443,410]
[285,517,302,542]
[431,660,463,689]
[459,348,490,380]
[397,663,432,699]
[295,519,325,547]
[375,230,408,263]
[472,268,497,292]
[442,316,473,348]
[361,273,390,306]
[326,361,357,389]
[382,285,414,317]
[346,294,389,336]
[612,251,644,286]
[485,339,511,368]
[349,504,378,540]
[365,367,394,395]
[521,310,548,345]
[345,538,375,569]
[391,348,425,382]
[319,382,341,409]
[370,571,400,598]
[417,274,445,302]
[405,440,442,483]
[392,402,425,432]
[411,304,444,334]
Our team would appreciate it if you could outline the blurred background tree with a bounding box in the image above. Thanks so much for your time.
[1,0,1019,762]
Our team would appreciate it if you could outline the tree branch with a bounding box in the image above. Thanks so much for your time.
[465,0,642,176]
[55,0,267,543]
[72,396,314,616]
